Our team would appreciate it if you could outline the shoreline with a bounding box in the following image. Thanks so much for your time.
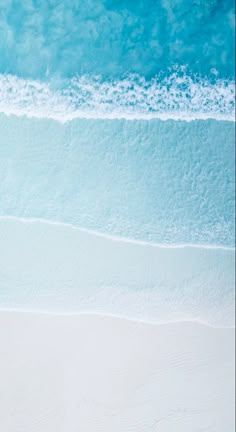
[1,215,234,251]
[0,308,235,330]
[0,217,234,328]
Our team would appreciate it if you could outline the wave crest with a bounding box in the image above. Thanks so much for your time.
[0,72,234,122]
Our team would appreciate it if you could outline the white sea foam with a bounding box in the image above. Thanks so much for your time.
[0,72,234,122]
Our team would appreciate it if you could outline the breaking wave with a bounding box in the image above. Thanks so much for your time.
[0,72,234,121]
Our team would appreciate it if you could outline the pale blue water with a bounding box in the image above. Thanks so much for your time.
[0,0,235,324]
[0,115,234,247]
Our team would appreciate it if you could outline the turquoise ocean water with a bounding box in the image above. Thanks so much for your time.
[0,0,235,325]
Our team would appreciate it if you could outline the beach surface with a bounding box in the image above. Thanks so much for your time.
[0,311,234,431]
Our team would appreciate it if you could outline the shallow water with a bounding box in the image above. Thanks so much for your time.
[0,114,234,246]
[0,0,235,325]
[0,218,234,326]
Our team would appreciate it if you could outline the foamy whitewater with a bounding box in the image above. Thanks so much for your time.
[0,0,235,327]
[0,72,235,121]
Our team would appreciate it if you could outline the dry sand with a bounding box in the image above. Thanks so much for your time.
[0,311,234,431]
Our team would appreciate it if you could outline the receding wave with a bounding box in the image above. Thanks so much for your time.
[0,217,234,327]
[0,72,234,122]
[1,215,234,251]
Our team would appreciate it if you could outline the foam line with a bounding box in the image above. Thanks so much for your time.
[0,308,234,330]
[0,73,234,122]
[0,215,234,251]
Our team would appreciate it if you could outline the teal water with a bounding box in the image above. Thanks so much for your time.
[0,0,235,324]
[0,0,235,120]
[0,0,234,79]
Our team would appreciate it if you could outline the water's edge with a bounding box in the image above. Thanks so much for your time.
[0,217,234,327]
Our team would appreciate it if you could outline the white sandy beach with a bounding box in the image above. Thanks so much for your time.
[0,311,234,431]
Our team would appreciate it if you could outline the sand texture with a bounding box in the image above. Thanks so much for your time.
[0,312,234,432]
